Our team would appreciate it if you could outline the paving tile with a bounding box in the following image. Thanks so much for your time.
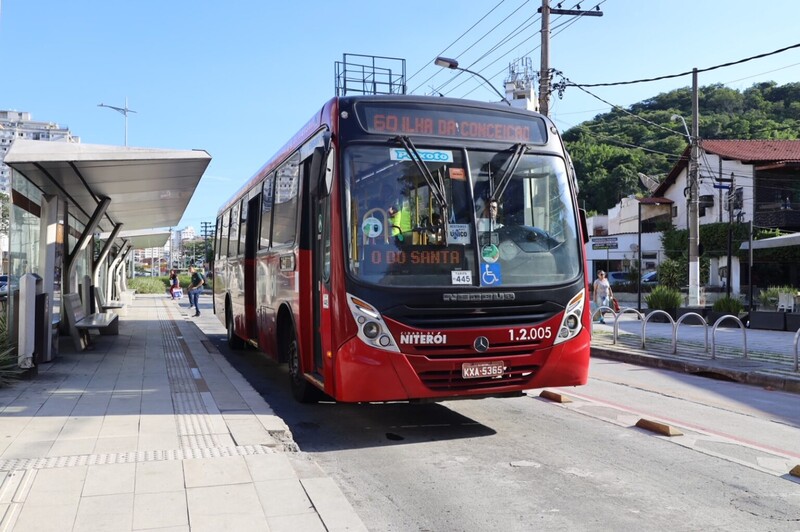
[47,438,97,457]
[186,483,269,532]
[183,455,251,488]
[222,416,277,447]
[12,501,80,532]
[302,477,368,532]
[98,415,141,438]
[24,466,86,507]
[132,490,188,530]
[254,479,314,517]
[267,512,327,532]
[58,416,104,440]
[135,460,185,494]
[93,435,140,455]
[1,439,55,460]
[73,493,134,532]
[245,453,297,482]
[83,463,136,496]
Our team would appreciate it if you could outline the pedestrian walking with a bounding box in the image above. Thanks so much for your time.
[592,270,613,324]
[187,265,205,317]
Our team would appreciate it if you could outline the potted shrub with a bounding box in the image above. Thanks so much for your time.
[750,286,787,331]
[707,295,744,327]
[645,285,682,322]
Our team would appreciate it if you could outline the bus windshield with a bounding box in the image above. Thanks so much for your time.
[344,144,581,287]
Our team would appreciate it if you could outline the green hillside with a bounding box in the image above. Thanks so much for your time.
[562,81,800,214]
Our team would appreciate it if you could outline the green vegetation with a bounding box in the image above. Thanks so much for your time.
[564,82,800,214]
[0,312,22,387]
[712,296,744,315]
[645,285,683,311]
[127,274,211,294]
[128,276,171,294]
[758,285,794,309]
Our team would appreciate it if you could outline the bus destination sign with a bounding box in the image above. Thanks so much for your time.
[357,103,547,143]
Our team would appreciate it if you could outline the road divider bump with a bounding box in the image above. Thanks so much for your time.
[790,465,800,478]
[539,390,573,403]
[635,418,683,437]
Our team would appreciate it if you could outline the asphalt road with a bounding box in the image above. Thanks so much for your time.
[208,332,800,532]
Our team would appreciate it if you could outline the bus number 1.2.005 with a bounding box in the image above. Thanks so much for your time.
[509,327,552,341]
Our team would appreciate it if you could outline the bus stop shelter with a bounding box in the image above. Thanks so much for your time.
[3,139,211,367]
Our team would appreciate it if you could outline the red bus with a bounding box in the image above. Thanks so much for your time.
[213,95,590,403]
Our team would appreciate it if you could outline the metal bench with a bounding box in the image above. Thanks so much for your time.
[95,288,126,313]
[64,293,119,350]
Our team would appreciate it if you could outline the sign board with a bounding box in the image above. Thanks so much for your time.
[591,237,618,250]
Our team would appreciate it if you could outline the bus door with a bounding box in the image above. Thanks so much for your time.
[244,194,261,340]
[309,147,333,379]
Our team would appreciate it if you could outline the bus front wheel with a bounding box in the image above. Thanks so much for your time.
[285,327,318,403]
[226,308,245,350]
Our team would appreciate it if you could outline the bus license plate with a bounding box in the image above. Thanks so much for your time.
[462,361,504,379]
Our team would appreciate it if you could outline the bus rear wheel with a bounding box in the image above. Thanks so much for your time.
[285,327,318,403]
[226,308,245,350]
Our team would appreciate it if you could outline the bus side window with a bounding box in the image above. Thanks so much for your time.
[220,209,230,259]
[260,173,274,248]
[272,153,300,247]
[228,202,240,256]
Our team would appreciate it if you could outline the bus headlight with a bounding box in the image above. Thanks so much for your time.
[346,294,400,352]
[553,289,585,345]
[363,321,380,339]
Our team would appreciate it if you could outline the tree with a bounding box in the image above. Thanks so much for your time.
[563,81,800,214]
[0,192,9,236]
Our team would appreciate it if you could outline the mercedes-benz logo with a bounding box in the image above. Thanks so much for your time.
[473,336,490,353]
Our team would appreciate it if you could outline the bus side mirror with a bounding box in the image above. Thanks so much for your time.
[309,133,333,197]
[579,208,589,244]
[309,146,328,197]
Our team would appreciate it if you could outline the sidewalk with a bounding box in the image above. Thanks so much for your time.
[0,294,366,531]
[591,314,800,394]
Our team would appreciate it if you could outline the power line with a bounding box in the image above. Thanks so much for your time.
[567,41,800,88]
[407,0,512,86]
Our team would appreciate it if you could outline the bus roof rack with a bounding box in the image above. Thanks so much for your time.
[335,53,407,97]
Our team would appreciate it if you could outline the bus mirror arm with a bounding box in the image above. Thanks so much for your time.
[309,146,330,197]
[579,208,589,244]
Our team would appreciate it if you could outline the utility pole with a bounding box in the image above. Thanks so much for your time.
[688,69,701,307]
[538,0,550,116]
[537,1,602,116]
[201,221,214,267]
[726,172,735,298]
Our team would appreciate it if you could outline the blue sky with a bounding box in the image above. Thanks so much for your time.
[2,1,798,230]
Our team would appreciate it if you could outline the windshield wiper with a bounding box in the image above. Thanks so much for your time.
[392,135,450,243]
[490,143,527,203]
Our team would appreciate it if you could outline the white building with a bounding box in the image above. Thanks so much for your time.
[0,111,78,194]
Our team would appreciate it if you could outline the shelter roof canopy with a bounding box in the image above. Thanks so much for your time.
[4,139,211,233]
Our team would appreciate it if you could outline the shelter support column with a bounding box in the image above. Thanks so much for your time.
[37,194,59,363]
[93,223,123,301]
[64,197,110,296]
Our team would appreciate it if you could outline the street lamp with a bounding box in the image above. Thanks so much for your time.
[434,57,511,106]
[98,98,137,146]
[671,113,690,139]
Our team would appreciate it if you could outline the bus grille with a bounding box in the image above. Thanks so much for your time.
[416,362,540,391]
[388,304,558,329]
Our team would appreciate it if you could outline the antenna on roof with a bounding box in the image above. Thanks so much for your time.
[638,173,660,193]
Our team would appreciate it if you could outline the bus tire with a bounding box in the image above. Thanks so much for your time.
[226,308,245,350]
[285,326,318,403]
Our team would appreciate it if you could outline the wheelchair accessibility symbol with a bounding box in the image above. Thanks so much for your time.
[480,263,502,287]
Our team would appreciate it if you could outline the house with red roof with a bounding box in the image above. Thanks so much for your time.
[653,139,800,294]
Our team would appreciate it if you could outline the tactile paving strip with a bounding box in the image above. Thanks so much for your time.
[0,444,273,473]
[0,299,264,474]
